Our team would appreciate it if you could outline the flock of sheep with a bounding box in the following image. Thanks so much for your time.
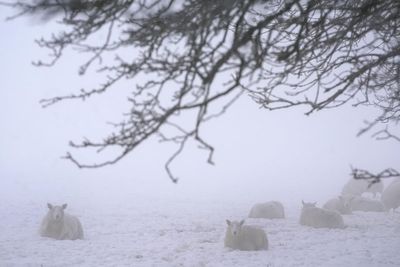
[224,178,400,251]
[39,178,400,252]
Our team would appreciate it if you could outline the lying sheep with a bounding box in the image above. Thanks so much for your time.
[381,181,400,211]
[342,179,366,196]
[365,181,384,198]
[248,201,285,219]
[299,201,345,229]
[224,220,268,251]
[342,178,383,198]
[323,196,353,215]
[40,203,84,240]
[350,196,385,212]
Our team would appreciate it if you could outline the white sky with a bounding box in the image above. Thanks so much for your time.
[0,7,399,206]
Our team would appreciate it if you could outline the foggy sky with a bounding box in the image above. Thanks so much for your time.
[0,8,399,205]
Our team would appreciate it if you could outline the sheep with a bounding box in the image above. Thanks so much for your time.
[381,181,400,212]
[323,196,353,215]
[299,201,345,229]
[365,181,384,198]
[350,196,385,212]
[224,220,268,251]
[342,178,383,198]
[40,203,84,240]
[248,201,285,219]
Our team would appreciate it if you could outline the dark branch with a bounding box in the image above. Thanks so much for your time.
[3,0,400,181]
[352,167,400,186]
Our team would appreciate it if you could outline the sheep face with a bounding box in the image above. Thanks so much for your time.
[302,200,317,209]
[47,203,67,222]
[339,196,353,213]
[226,220,245,236]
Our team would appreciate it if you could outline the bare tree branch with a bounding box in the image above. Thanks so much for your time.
[372,127,400,143]
[352,167,400,186]
[3,0,400,181]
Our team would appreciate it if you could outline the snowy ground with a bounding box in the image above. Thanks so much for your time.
[1,183,399,267]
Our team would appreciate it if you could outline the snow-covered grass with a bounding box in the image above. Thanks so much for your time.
[1,191,399,267]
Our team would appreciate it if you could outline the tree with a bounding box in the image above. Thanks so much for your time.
[351,127,400,185]
[1,0,399,182]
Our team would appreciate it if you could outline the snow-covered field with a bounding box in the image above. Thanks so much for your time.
[1,4,400,266]
[1,179,399,267]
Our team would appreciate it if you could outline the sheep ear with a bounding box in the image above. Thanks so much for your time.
[302,200,305,206]
[47,203,53,209]
[62,204,68,210]
[226,220,231,226]
[239,220,245,226]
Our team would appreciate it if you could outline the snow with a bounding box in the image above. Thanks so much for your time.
[1,181,399,267]
[0,5,399,267]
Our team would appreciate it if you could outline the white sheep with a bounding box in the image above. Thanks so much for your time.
[350,196,385,212]
[342,178,383,198]
[365,181,384,198]
[224,220,268,251]
[381,181,400,212]
[323,196,353,215]
[248,201,285,219]
[299,201,345,229]
[40,203,84,240]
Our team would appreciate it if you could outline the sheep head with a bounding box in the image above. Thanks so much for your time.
[338,195,354,214]
[302,200,317,208]
[226,219,245,236]
[47,203,67,222]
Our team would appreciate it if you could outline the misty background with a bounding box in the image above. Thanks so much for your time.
[0,8,399,207]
